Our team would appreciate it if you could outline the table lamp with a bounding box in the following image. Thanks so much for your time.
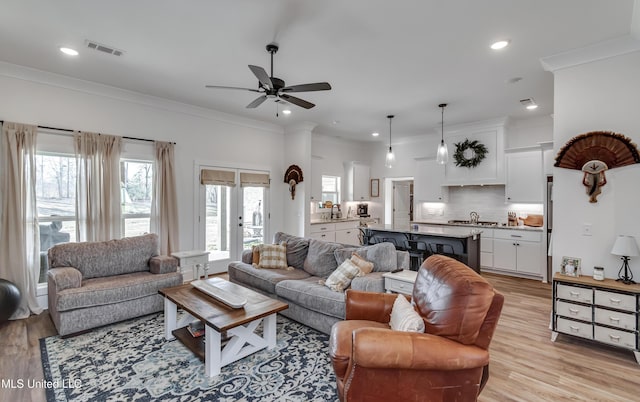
[611,235,640,284]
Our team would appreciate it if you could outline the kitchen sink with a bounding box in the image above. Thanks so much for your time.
[447,220,499,227]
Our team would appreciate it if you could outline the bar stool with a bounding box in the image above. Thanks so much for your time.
[404,240,429,271]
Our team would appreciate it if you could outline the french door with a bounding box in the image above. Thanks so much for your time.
[198,167,269,273]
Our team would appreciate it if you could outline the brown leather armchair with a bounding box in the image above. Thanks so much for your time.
[329,255,504,402]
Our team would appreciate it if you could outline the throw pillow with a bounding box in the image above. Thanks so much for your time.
[390,294,425,333]
[323,259,361,292]
[251,245,261,266]
[351,253,374,276]
[256,243,288,269]
[273,232,309,270]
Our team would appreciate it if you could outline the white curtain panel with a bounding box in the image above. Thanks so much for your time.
[151,141,179,254]
[0,122,43,318]
[74,132,122,242]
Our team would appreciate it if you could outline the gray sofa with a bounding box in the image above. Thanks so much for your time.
[47,233,183,336]
[228,232,409,334]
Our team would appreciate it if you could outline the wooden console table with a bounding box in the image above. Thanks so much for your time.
[551,273,640,364]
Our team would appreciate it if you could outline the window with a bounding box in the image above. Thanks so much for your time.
[120,159,153,237]
[321,175,341,204]
[35,152,77,283]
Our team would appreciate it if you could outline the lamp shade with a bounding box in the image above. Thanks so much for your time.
[611,235,640,257]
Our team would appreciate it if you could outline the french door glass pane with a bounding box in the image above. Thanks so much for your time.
[243,187,265,250]
[205,185,231,260]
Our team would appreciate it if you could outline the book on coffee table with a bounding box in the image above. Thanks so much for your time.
[187,321,204,337]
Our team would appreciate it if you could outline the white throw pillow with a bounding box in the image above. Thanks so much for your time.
[390,294,425,332]
[323,259,362,292]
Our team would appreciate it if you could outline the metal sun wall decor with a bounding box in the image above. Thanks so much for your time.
[284,165,304,200]
[554,131,640,203]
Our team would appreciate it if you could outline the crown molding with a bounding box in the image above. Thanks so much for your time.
[0,61,283,134]
[540,35,640,73]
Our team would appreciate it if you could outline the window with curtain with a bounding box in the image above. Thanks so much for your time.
[120,159,153,237]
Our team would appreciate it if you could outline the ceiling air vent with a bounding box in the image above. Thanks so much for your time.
[519,98,535,107]
[85,40,124,56]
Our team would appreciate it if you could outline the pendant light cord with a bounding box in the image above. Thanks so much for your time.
[387,114,394,151]
[439,103,447,142]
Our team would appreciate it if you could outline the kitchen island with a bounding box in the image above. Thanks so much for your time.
[362,224,482,272]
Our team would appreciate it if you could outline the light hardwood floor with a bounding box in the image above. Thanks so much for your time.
[1,273,639,402]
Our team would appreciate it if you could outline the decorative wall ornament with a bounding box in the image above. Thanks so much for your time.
[453,139,488,168]
[284,165,304,200]
[555,131,640,203]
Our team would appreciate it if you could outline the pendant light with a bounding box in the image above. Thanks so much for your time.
[385,115,395,168]
[436,103,449,164]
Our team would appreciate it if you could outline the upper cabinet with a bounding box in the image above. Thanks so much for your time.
[505,148,543,203]
[310,157,323,202]
[414,158,449,202]
[345,162,370,201]
[443,120,506,186]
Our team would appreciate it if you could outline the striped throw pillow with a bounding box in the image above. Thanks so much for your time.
[323,259,361,292]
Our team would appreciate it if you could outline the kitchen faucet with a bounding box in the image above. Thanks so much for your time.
[470,211,479,224]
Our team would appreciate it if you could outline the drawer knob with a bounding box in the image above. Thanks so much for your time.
[569,326,580,333]
[609,316,620,322]
[609,334,621,341]
[609,298,621,304]
[569,291,580,297]
[569,308,579,314]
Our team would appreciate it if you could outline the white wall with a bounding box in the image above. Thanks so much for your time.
[284,123,314,237]
[553,51,640,278]
[506,116,553,149]
[0,63,286,253]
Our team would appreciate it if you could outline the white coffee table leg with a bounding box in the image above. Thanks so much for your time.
[164,298,177,340]
[264,313,277,349]
[205,324,222,377]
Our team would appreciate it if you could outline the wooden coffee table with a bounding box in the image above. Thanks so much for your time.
[159,278,288,377]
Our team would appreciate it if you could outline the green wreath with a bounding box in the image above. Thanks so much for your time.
[453,139,488,168]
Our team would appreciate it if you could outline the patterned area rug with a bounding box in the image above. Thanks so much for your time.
[40,314,338,401]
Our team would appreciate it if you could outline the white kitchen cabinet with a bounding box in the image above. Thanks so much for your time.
[345,162,370,201]
[414,158,448,202]
[505,149,543,203]
[493,229,542,276]
[334,221,361,245]
[443,120,506,186]
[310,157,323,202]
[480,229,494,268]
[310,222,336,242]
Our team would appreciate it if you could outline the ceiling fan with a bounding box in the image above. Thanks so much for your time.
[205,43,331,109]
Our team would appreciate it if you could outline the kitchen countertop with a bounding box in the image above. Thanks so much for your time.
[412,220,544,232]
[365,224,482,239]
[310,217,361,225]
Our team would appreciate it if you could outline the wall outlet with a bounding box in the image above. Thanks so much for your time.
[582,223,593,236]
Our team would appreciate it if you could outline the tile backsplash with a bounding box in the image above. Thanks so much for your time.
[415,185,544,225]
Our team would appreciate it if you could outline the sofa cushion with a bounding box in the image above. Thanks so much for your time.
[334,242,398,272]
[228,261,311,294]
[273,232,309,270]
[323,259,361,292]
[276,277,346,319]
[304,239,343,278]
[350,272,386,293]
[55,271,182,312]
[48,234,159,279]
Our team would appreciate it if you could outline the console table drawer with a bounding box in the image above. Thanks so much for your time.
[594,290,636,312]
[556,301,592,322]
[594,307,637,330]
[594,325,636,349]
[384,278,414,295]
[557,284,593,304]
[557,317,593,339]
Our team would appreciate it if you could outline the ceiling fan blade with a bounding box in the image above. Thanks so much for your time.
[248,65,273,89]
[246,95,268,109]
[281,82,332,93]
[279,94,315,109]
[205,85,261,92]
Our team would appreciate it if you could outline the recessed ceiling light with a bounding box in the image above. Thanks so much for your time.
[520,98,538,110]
[371,132,379,137]
[332,120,340,125]
[59,47,79,56]
[490,40,510,50]
[282,109,292,115]
[526,104,538,110]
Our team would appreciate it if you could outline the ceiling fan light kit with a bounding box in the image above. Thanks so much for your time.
[385,115,395,168]
[436,103,449,165]
[206,43,331,111]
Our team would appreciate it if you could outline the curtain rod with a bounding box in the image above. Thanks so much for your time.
[0,121,176,145]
